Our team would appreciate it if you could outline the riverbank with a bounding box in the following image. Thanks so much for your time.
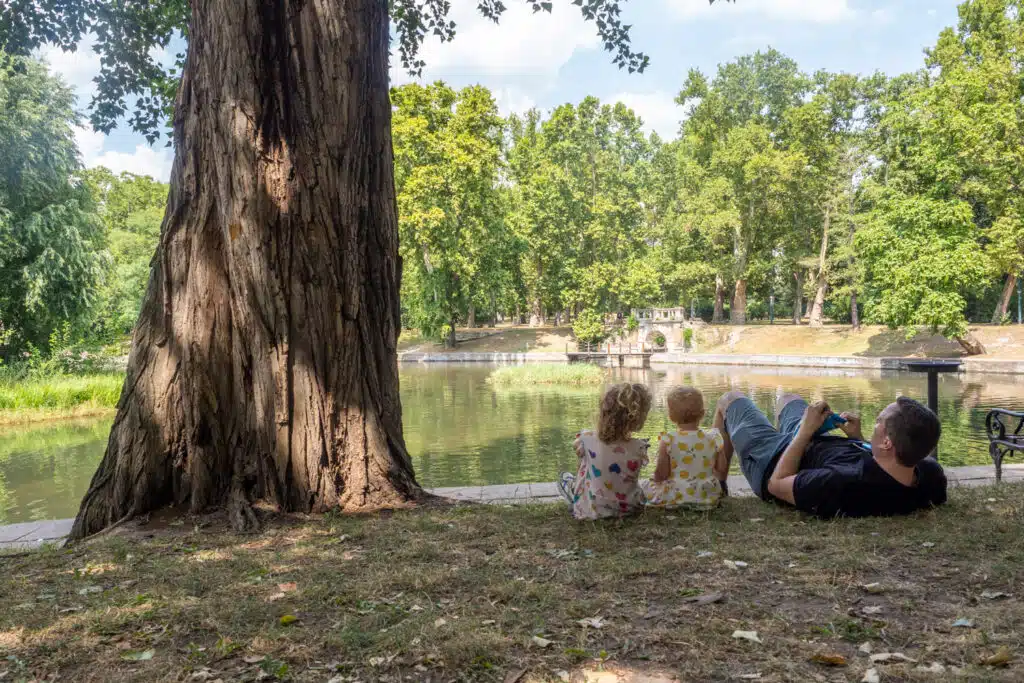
[2,482,1022,682]
[0,374,122,425]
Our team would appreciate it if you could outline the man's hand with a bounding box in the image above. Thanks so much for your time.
[838,412,864,440]
[798,401,831,438]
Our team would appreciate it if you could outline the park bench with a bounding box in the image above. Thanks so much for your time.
[986,409,1024,482]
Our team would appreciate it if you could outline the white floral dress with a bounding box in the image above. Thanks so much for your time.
[562,430,649,520]
[643,428,724,509]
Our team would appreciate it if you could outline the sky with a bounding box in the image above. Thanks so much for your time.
[39,0,964,183]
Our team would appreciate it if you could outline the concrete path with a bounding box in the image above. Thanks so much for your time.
[3,464,1022,552]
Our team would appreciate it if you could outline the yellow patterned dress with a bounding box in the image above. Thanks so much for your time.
[643,428,724,509]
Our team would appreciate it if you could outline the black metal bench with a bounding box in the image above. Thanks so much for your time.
[986,409,1024,482]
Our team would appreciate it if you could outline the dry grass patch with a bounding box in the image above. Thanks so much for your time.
[2,485,1023,682]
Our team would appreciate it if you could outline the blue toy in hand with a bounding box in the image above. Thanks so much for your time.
[816,412,848,436]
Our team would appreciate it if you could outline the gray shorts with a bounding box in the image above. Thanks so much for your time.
[725,396,808,499]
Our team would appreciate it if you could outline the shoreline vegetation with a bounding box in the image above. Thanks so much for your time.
[0,374,122,425]
[1,484,1021,681]
[487,363,606,387]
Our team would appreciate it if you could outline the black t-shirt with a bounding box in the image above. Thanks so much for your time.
[791,436,948,518]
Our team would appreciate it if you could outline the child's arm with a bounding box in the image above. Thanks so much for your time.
[573,432,586,460]
[711,429,728,481]
[652,441,671,483]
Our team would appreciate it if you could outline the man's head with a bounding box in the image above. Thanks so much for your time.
[870,397,941,467]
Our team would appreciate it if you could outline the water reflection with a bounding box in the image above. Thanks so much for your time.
[2,364,1021,523]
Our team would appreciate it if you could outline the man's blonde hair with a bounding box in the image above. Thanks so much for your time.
[667,386,705,425]
[597,383,652,443]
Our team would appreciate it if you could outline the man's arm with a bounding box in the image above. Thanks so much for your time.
[767,401,830,504]
[838,412,864,441]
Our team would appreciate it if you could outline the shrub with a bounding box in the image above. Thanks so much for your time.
[683,327,694,349]
[486,364,605,387]
[572,309,606,346]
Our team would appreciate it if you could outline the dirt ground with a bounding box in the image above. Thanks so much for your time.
[2,484,1022,682]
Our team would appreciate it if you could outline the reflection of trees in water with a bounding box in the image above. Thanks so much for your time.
[0,419,112,523]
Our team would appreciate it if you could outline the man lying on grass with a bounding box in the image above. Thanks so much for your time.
[713,392,947,517]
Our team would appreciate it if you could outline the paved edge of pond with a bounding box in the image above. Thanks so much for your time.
[3,465,1022,552]
[396,350,1024,374]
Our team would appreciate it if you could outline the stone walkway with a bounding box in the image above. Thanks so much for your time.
[3,465,1021,552]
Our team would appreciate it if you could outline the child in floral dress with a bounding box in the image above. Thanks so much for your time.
[643,386,727,509]
[558,383,652,520]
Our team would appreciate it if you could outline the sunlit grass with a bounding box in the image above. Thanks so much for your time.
[0,374,123,423]
[486,363,606,387]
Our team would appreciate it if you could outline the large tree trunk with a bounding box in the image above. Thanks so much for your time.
[730,279,747,325]
[808,209,831,328]
[467,303,476,329]
[792,270,804,325]
[991,273,1017,324]
[70,0,421,541]
[713,274,725,323]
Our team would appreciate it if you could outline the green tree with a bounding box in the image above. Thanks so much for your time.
[0,56,105,355]
[392,83,505,346]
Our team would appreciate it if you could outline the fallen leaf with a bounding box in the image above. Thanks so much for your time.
[277,582,297,593]
[981,646,1013,667]
[732,630,762,644]
[268,592,286,602]
[862,606,884,615]
[952,618,975,628]
[696,550,714,558]
[58,606,82,613]
[861,668,880,683]
[870,652,916,664]
[434,618,447,628]
[980,590,1012,600]
[121,649,155,662]
[554,671,570,682]
[504,668,527,683]
[338,534,350,542]
[681,591,725,605]
[243,656,264,664]
[532,636,553,648]
[861,583,884,594]
[368,656,386,667]
[749,518,764,523]
[672,545,686,551]
[279,615,298,626]
[410,604,424,612]
[737,675,762,680]
[724,560,748,570]
[921,542,935,548]
[916,662,945,673]
[481,619,496,626]
[576,616,606,629]
[858,642,873,654]
[810,653,847,667]
[77,585,103,595]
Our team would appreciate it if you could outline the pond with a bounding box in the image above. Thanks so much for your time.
[2,363,1021,524]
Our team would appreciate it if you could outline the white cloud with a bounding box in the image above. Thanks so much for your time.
[927,8,937,17]
[75,128,173,182]
[665,0,855,24]
[39,38,101,104]
[493,87,537,116]
[416,3,599,77]
[870,8,894,26]
[611,91,682,139]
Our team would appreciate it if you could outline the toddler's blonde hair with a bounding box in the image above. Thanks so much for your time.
[667,386,705,425]
[597,383,652,443]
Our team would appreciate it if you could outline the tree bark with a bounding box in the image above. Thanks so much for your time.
[808,208,831,328]
[467,303,476,329]
[70,0,422,541]
[991,273,1017,324]
[850,289,860,330]
[793,270,804,325]
[713,274,725,323]
[956,331,986,356]
[730,279,747,325]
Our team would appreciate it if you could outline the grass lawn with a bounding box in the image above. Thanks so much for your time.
[2,485,1022,682]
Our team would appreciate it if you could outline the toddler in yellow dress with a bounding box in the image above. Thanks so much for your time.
[643,386,727,509]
